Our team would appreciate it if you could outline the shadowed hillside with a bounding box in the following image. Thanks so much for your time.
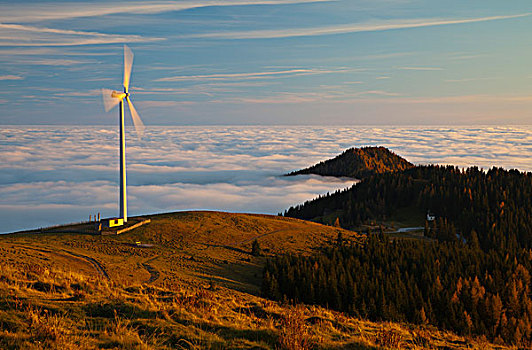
[287,146,413,179]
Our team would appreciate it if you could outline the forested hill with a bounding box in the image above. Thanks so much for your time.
[276,166,532,345]
[285,165,532,251]
[287,146,413,178]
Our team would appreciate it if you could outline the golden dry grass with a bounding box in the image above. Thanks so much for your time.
[0,211,515,349]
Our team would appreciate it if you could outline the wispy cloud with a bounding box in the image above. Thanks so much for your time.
[134,87,214,97]
[1,58,93,66]
[156,68,351,82]
[225,91,532,107]
[85,77,114,82]
[216,89,401,104]
[231,94,320,104]
[359,90,401,96]
[444,77,498,83]
[349,94,532,104]
[54,90,102,97]
[139,100,199,107]
[0,48,113,57]
[182,13,532,39]
[449,54,486,60]
[0,23,162,46]
[132,82,276,96]
[0,0,334,22]
[200,81,276,87]
[0,75,23,80]
[396,66,443,71]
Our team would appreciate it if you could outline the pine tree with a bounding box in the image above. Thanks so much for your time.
[469,230,480,250]
[251,239,262,256]
[336,230,343,246]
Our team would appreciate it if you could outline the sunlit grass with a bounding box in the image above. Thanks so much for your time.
[0,211,516,349]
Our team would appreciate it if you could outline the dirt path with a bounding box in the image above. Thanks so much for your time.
[194,242,249,254]
[60,249,110,280]
[140,255,160,284]
[236,228,290,246]
[141,263,160,284]
[9,244,110,280]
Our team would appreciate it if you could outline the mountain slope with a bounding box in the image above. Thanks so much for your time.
[288,146,413,179]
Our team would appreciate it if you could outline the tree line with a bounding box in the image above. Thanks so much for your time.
[263,235,532,345]
[284,165,532,251]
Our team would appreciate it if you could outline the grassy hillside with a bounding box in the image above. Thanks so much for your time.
[0,211,512,349]
[287,146,413,179]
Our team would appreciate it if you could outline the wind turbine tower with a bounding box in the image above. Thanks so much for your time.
[102,45,145,225]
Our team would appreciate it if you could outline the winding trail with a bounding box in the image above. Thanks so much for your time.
[60,249,109,280]
[141,263,160,284]
[10,244,110,280]
[141,255,161,284]
[235,228,289,246]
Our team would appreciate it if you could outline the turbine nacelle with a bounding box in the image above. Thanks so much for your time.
[111,91,128,100]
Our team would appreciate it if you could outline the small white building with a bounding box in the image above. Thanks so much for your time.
[427,211,436,221]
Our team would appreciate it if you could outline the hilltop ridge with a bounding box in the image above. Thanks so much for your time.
[287,146,413,179]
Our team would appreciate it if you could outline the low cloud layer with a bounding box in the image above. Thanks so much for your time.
[0,126,530,233]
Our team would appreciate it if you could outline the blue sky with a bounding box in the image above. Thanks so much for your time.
[0,0,531,125]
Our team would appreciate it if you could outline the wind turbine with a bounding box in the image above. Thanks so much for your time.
[101,45,145,224]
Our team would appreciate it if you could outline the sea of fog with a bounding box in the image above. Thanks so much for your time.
[1,125,531,233]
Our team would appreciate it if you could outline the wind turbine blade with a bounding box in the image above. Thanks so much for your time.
[123,45,133,91]
[101,88,119,112]
[126,97,145,139]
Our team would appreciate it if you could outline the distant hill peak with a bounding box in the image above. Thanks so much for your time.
[288,146,413,179]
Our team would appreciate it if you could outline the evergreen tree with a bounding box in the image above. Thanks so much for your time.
[251,239,262,257]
